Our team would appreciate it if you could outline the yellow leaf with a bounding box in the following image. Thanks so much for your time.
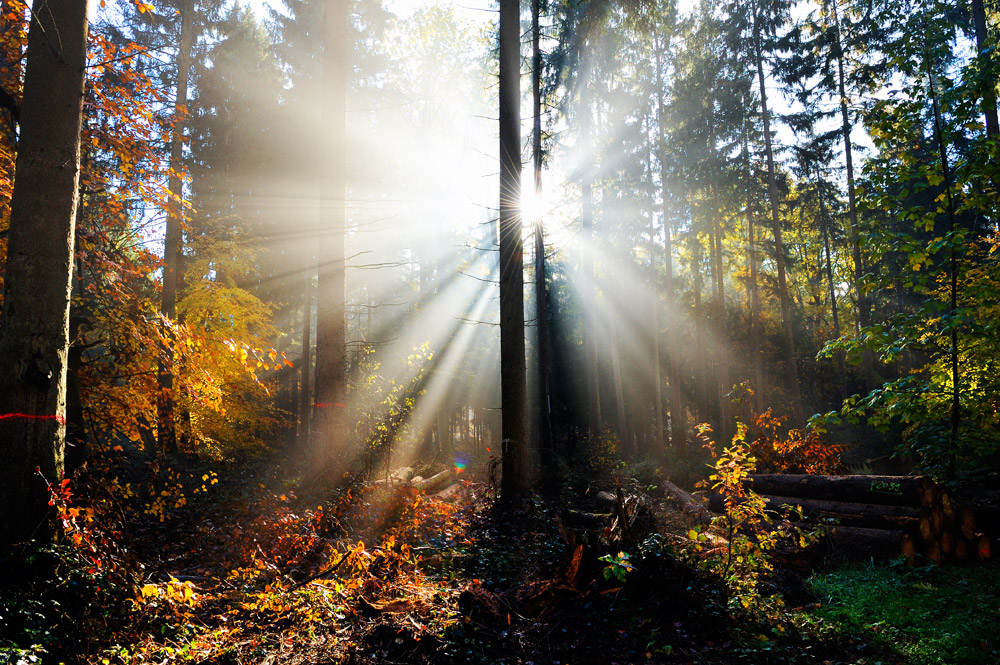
[141,584,160,598]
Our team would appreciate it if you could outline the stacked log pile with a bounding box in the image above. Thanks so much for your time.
[702,474,992,564]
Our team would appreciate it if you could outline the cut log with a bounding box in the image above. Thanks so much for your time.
[662,480,712,525]
[926,541,942,564]
[412,470,455,493]
[940,491,955,524]
[593,490,617,511]
[432,483,462,501]
[940,531,953,558]
[391,466,416,483]
[931,505,945,538]
[960,506,977,540]
[975,534,991,560]
[955,537,968,561]
[746,474,936,507]
[822,526,906,560]
[901,533,917,559]
[919,509,935,544]
[755,494,920,531]
[563,509,612,530]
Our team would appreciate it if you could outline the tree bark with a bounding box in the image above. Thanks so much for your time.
[314,0,348,472]
[0,0,88,546]
[926,55,961,480]
[973,0,1000,139]
[816,167,845,397]
[298,266,313,450]
[742,110,766,416]
[499,0,528,503]
[752,0,802,423]
[753,494,920,530]
[830,0,874,387]
[746,474,936,507]
[158,0,194,455]
[531,0,553,472]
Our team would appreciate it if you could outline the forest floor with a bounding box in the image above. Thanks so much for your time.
[2,454,998,665]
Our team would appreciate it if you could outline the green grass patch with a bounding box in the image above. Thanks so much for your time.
[806,561,1000,664]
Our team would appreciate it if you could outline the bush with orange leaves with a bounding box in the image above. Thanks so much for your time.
[744,408,848,475]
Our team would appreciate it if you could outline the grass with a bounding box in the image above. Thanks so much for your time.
[805,560,1000,665]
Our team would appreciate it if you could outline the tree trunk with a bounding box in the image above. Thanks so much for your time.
[926,56,961,481]
[499,0,527,503]
[158,0,194,455]
[0,0,88,546]
[752,1,802,424]
[582,128,600,435]
[831,0,874,387]
[611,317,629,456]
[747,474,937,507]
[973,0,1000,139]
[743,120,765,416]
[298,266,313,450]
[752,495,920,530]
[314,0,348,472]
[690,228,709,424]
[709,191,729,441]
[531,0,553,472]
[816,168,845,398]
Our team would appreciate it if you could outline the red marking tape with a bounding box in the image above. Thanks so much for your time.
[0,413,67,424]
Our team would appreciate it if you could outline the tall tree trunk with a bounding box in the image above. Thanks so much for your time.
[314,0,348,471]
[707,123,729,441]
[298,266,313,451]
[611,312,629,456]
[532,0,553,470]
[646,123,664,460]
[654,39,685,454]
[927,56,961,480]
[817,169,845,399]
[742,114,765,416]
[158,0,194,455]
[831,0,874,387]
[0,0,88,546]
[499,0,528,502]
[710,212,729,439]
[691,227,709,424]
[753,2,803,424]
[972,0,1000,139]
[581,110,600,436]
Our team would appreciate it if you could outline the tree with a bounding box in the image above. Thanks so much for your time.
[499,0,528,502]
[747,0,803,424]
[313,0,348,472]
[532,0,554,471]
[0,0,88,546]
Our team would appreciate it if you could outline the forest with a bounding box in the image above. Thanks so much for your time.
[1,0,999,662]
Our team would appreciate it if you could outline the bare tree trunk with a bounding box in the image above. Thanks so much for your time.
[831,0,874,388]
[314,0,348,472]
[499,0,527,502]
[927,57,961,480]
[611,316,628,456]
[691,228,709,424]
[582,122,600,435]
[654,40,684,454]
[158,0,193,455]
[298,266,313,450]
[753,2,803,424]
[532,0,553,469]
[973,0,1000,139]
[707,124,729,441]
[742,115,765,416]
[817,167,845,398]
[0,0,88,546]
